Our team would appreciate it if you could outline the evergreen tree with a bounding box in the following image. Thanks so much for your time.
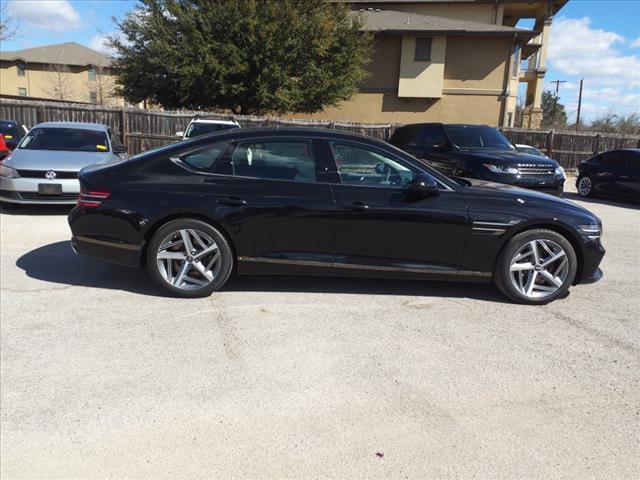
[109,0,372,114]
[541,90,568,129]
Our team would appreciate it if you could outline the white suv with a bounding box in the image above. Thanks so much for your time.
[176,117,240,140]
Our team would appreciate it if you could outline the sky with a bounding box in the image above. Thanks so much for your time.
[1,0,639,123]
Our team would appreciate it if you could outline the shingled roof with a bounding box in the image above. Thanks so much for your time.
[352,9,537,38]
[0,42,112,67]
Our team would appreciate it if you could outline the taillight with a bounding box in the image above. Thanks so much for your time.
[77,188,110,208]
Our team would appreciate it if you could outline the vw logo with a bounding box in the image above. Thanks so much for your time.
[45,170,57,180]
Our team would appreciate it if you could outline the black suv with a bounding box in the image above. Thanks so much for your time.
[390,123,566,196]
[576,149,640,201]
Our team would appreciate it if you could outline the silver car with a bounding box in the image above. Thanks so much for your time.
[0,122,126,205]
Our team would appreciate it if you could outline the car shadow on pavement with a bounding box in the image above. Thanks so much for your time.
[16,241,162,297]
[17,241,508,302]
[562,192,640,210]
[225,275,507,302]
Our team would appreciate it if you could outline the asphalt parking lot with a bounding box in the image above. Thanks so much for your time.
[1,184,639,479]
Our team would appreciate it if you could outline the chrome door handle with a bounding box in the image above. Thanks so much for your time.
[349,201,370,212]
[218,196,247,207]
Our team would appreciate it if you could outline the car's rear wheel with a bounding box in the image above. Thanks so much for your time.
[577,174,595,197]
[494,229,577,305]
[147,218,233,298]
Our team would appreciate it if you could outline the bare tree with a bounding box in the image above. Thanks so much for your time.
[43,64,75,101]
[0,3,19,41]
[87,66,117,105]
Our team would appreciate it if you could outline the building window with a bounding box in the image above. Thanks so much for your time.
[507,112,513,127]
[17,63,26,76]
[18,87,27,97]
[414,37,432,62]
[90,91,98,103]
[88,66,96,81]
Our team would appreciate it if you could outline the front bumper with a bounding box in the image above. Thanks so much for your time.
[478,172,565,195]
[575,236,605,285]
[0,177,80,204]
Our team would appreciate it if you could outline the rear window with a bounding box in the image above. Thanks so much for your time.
[19,127,109,152]
[0,121,19,140]
[185,122,239,138]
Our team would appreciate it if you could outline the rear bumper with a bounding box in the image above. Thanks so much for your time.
[71,235,143,268]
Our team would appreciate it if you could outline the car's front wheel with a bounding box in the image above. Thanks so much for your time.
[494,229,577,305]
[147,218,234,298]
[577,174,595,197]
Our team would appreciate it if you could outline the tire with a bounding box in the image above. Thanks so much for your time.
[146,218,234,298]
[494,229,577,305]
[576,174,595,197]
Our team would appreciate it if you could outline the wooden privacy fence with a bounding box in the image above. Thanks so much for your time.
[502,128,640,169]
[2,98,639,169]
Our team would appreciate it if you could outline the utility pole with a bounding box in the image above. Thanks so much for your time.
[575,79,584,131]
[550,79,566,125]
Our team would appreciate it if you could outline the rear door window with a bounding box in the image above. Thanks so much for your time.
[418,126,448,149]
[230,139,317,183]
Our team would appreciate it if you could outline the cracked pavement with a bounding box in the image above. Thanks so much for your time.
[1,185,639,479]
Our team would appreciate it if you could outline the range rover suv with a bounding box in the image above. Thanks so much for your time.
[390,123,566,196]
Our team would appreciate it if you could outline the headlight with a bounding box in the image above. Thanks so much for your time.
[578,223,602,239]
[483,164,520,175]
[0,164,19,178]
[555,166,566,178]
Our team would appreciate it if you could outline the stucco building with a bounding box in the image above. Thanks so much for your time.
[311,0,567,128]
[0,42,124,106]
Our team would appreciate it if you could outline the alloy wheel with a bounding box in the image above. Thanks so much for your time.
[509,239,570,299]
[578,176,592,196]
[156,228,221,290]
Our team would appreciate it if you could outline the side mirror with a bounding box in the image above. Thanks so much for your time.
[175,131,184,138]
[113,144,128,155]
[432,140,450,151]
[407,173,439,198]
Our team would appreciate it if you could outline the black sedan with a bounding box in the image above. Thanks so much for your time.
[576,149,640,201]
[68,128,604,305]
[390,123,566,196]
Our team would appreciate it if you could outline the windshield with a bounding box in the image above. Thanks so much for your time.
[185,122,238,138]
[518,146,544,156]
[19,127,110,152]
[445,126,515,151]
[0,121,19,140]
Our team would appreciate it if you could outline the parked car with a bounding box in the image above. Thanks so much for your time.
[176,116,240,140]
[0,134,9,160]
[69,128,604,305]
[0,119,29,150]
[515,144,547,158]
[0,122,127,205]
[390,123,566,196]
[576,149,640,200]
